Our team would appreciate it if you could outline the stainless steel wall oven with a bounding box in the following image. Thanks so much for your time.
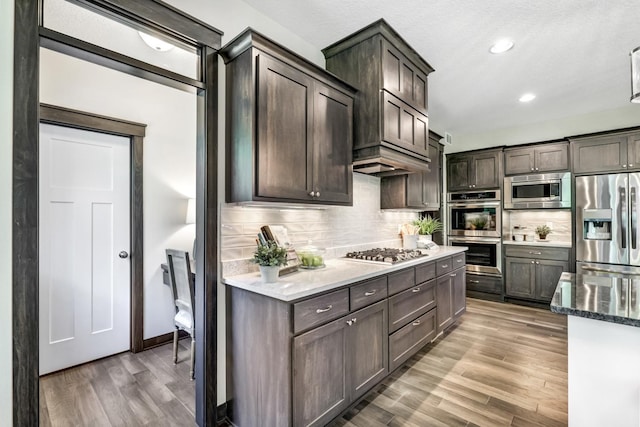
[448,236,502,276]
[447,190,501,238]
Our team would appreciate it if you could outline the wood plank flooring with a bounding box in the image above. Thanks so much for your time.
[40,339,196,427]
[40,299,567,426]
[329,298,568,427]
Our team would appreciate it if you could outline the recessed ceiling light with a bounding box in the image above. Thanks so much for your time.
[519,93,536,103]
[489,39,514,54]
[138,31,174,52]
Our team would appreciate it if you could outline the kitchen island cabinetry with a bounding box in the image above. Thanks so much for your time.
[505,245,569,302]
[504,141,569,175]
[571,129,640,174]
[323,19,435,171]
[221,29,356,205]
[225,248,467,427]
[381,132,443,210]
[447,148,502,191]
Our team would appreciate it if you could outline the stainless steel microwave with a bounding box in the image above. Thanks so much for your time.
[504,172,571,209]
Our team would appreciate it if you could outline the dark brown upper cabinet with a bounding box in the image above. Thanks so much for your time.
[504,141,569,176]
[221,29,356,205]
[571,129,640,175]
[323,19,435,174]
[381,132,442,210]
[447,148,502,192]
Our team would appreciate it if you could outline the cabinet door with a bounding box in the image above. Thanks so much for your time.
[312,84,353,204]
[572,134,628,174]
[348,300,388,401]
[535,259,568,301]
[436,274,453,332]
[504,147,535,175]
[405,172,425,208]
[451,268,466,318]
[626,132,640,171]
[382,92,429,158]
[447,155,471,191]
[293,316,348,427]
[256,54,314,201]
[505,257,536,298]
[422,141,441,209]
[381,40,428,114]
[535,142,569,173]
[472,151,500,189]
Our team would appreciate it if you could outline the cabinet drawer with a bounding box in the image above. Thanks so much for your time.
[415,262,436,285]
[436,256,453,276]
[452,253,465,269]
[466,274,502,294]
[293,289,349,334]
[388,280,436,333]
[389,308,437,372]
[504,245,569,261]
[388,268,416,295]
[350,276,388,311]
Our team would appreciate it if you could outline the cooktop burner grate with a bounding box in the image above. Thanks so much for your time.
[344,248,426,264]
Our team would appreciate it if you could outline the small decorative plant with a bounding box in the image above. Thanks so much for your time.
[413,215,443,236]
[252,241,288,267]
[535,225,552,239]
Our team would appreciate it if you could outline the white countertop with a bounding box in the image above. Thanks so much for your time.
[503,240,572,248]
[222,246,467,302]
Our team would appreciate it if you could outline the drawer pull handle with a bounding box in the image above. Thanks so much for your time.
[316,305,333,314]
[456,259,463,262]
[441,264,449,268]
[364,290,377,296]
[529,251,542,255]
[412,320,421,326]
[412,288,421,293]
[469,279,480,284]
[450,273,457,277]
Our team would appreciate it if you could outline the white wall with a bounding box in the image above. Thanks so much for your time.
[0,1,14,424]
[39,48,197,340]
[443,104,640,154]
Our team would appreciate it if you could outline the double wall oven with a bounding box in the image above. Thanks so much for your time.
[447,190,502,276]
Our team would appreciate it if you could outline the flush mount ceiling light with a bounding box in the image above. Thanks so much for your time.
[631,46,640,103]
[138,31,174,52]
[519,93,536,103]
[489,39,514,54]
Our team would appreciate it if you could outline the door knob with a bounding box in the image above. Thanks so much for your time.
[119,251,129,259]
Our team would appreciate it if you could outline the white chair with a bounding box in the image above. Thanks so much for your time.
[165,249,195,379]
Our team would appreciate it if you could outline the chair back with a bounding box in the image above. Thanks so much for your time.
[165,249,195,322]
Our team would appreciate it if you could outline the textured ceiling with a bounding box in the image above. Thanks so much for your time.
[242,0,640,140]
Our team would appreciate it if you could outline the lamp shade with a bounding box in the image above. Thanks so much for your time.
[632,46,640,103]
[185,198,196,224]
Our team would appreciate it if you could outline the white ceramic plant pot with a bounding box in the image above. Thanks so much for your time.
[417,234,432,248]
[259,265,280,283]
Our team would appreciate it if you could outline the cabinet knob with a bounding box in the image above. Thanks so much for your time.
[631,164,634,168]
[531,261,535,264]
[536,261,540,265]
[346,320,353,326]
[535,168,539,171]
[531,167,534,171]
[316,191,320,198]
[623,164,628,168]
[309,191,315,197]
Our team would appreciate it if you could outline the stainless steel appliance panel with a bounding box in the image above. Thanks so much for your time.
[447,202,501,238]
[630,174,640,266]
[576,174,628,265]
[504,172,571,209]
[448,236,501,276]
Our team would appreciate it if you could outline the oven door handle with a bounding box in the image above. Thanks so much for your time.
[448,238,501,244]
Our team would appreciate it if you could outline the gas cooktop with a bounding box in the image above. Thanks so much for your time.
[344,248,426,264]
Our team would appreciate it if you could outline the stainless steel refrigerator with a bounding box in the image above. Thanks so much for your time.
[576,173,640,269]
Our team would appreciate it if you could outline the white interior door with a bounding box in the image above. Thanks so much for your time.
[39,123,131,375]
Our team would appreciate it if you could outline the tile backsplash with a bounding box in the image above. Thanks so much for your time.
[503,210,572,242]
[220,173,419,275]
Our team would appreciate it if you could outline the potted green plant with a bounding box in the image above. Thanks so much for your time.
[413,216,443,239]
[535,224,552,240]
[252,241,288,283]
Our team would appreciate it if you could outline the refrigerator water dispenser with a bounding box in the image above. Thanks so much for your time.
[583,209,612,240]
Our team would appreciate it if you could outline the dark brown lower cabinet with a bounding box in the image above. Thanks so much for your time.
[436,267,466,333]
[293,300,388,427]
[505,250,569,303]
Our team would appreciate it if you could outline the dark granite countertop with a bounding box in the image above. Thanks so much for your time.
[550,272,640,327]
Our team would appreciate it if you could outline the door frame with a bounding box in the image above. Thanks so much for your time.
[39,103,147,353]
[12,1,222,426]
